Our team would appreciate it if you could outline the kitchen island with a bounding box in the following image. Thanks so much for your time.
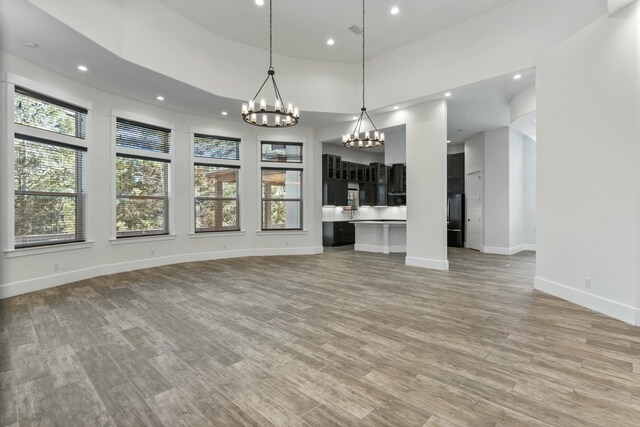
[351,220,407,254]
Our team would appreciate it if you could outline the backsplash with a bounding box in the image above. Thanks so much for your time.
[322,206,407,222]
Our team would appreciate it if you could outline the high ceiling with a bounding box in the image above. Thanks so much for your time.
[155,0,518,63]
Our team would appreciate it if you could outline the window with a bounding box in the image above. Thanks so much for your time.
[14,136,87,248]
[194,165,240,232]
[261,142,302,163]
[261,168,302,230]
[11,85,89,250]
[14,87,87,139]
[194,134,240,160]
[115,118,171,238]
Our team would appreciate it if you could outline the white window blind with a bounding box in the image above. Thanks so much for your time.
[194,134,240,160]
[14,135,87,248]
[116,118,170,153]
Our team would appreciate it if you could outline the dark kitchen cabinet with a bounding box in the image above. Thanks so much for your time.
[323,221,355,246]
[340,161,350,180]
[447,153,464,180]
[356,164,365,182]
[323,179,348,206]
[376,184,387,206]
[447,179,464,194]
[359,183,376,206]
[323,154,341,180]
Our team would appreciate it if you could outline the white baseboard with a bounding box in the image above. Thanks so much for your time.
[482,244,536,255]
[354,244,406,253]
[0,246,324,299]
[405,256,449,271]
[534,276,640,326]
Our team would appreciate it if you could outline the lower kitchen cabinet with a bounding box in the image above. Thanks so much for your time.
[323,221,356,246]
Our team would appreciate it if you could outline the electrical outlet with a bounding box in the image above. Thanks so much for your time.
[53,263,59,271]
[585,277,592,289]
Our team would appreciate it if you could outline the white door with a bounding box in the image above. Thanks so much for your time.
[466,171,482,251]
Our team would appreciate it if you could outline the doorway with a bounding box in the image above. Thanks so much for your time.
[466,171,482,251]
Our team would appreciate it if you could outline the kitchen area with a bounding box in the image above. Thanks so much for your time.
[321,125,408,254]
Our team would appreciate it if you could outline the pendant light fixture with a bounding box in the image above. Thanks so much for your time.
[242,0,299,127]
[343,0,384,148]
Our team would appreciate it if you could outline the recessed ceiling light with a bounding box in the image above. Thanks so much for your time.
[221,111,228,116]
[393,106,399,110]
[326,38,335,46]
[156,95,164,101]
[352,116,358,120]
[24,42,38,48]
[255,0,264,5]
[444,92,452,97]
[513,74,522,80]
[390,6,400,15]
[447,140,451,143]
[77,65,88,72]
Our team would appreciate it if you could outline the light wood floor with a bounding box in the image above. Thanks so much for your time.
[2,248,640,426]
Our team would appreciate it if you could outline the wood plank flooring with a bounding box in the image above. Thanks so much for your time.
[2,247,640,426]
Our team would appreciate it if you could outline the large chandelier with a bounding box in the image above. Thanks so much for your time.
[343,0,384,148]
[241,0,299,127]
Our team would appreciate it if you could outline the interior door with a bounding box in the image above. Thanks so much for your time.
[466,171,482,251]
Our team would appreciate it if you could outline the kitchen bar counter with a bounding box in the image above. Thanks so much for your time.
[350,220,407,254]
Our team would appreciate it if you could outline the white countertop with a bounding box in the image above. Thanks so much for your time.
[350,220,407,225]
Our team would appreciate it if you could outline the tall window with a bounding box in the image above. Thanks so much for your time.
[115,118,171,238]
[13,87,88,249]
[261,167,303,230]
[193,134,241,232]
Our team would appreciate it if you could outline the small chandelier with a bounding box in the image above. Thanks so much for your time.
[242,0,299,127]
[343,0,384,148]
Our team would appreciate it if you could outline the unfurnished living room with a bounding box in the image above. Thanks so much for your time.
[1,0,639,426]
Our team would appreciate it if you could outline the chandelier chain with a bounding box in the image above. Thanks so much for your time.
[269,0,273,69]
[362,0,365,109]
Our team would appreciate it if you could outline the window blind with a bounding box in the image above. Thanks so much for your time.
[116,118,170,154]
[14,135,87,248]
[194,164,240,232]
[261,142,302,163]
[14,87,87,139]
[194,134,240,160]
[116,155,169,238]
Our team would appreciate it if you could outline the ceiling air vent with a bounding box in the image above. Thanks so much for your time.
[348,25,363,35]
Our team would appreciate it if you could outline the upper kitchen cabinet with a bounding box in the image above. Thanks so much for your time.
[323,154,341,180]
[447,153,465,180]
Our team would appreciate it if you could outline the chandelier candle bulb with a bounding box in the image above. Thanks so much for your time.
[275,99,282,112]
[286,115,292,125]
[287,103,293,114]
[365,131,370,140]
[259,98,267,111]
[248,100,255,112]
[262,115,268,125]
[374,130,379,140]
[275,115,281,126]
[250,113,257,124]
[294,107,299,118]
[242,104,248,115]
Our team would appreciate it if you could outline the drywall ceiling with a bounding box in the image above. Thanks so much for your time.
[154,0,518,63]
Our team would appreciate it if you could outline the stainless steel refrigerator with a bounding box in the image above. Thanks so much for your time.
[447,193,464,247]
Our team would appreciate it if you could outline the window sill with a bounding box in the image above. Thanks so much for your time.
[109,234,176,245]
[5,241,94,258]
[189,231,246,239]
[256,230,308,236]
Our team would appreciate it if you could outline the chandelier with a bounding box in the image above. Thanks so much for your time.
[343,0,384,148]
[241,0,299,127]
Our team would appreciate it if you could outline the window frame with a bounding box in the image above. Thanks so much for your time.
[189,128,244,235]
[257,138,307,232]
[111,110,175,241]
[4,74,93,253]
[260,167,304,231]
[194,163,241,233]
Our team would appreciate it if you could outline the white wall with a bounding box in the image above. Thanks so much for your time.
[523,136,536,246]
[509,129,525,248]
[23,0,605,113]
[383,126,406,165]
[536,6,640,325]
[0,51,324,298]
[484,128,511,250]
[447,143,465,155]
